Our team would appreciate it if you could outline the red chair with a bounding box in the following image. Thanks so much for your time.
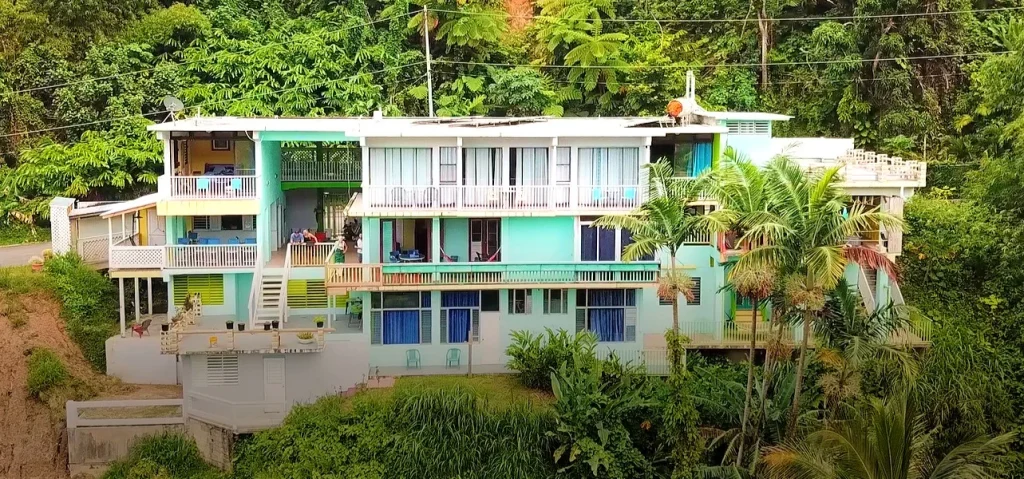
[315,232,327,242]
[131,318,152,338]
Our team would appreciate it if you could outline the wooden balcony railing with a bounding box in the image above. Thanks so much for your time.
[325,261,660,291]
[287,243,336,267]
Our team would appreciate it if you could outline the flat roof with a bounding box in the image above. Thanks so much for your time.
[149,116,729,138]
[705,111,793,121]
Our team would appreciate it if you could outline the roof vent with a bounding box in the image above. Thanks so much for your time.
[372,110,383,120]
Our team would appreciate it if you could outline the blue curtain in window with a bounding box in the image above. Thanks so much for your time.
[581,226,597,261]
[689,142,713,176]
[383,310,420,344]
[589,308,624,341]
[448,309,471,343]
[442,291,480,308]
[588,289,624,307]
[598,228,615,260]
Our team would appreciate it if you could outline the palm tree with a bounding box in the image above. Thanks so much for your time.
[737,156,900,437]
[593,160,730,370]
[763,392,1015,479]
[707,148,777,466]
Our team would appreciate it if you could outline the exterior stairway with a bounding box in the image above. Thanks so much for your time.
[254,273,285,324]
[858,267,877,312]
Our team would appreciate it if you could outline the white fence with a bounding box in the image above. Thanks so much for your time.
[362,184,642,211]
[109,246,166,269]
[78,234,113,264]
[168,175,258,199]
[66,399,184,429]
[186,392,286,433]
[166,244,257,269]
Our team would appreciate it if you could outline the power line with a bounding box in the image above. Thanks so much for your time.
[0,13,413,98]
[546,71,968,89]
[0,62,425,141]
[435,51,1012,70]
[431,5,1024,23]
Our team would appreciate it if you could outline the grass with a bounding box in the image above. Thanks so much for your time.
[0,266,50,295]
[26,349,69,397]
[0,222,48,246]
[78,405,183,420]
[360,374,555,410]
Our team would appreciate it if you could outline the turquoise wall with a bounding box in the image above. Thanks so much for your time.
[502,217,575,262]
[362,217,381,263]
[440,218,469,261]
[257,140,284,261]
[235,273,253,322]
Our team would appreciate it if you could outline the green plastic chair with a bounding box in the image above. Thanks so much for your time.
[406,349,421,369]
[445,348,461,368]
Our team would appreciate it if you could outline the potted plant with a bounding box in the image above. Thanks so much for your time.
[271,320,280,329]
[41,249,54,262]
[314,316,325,329]
[161,323,170,332]
[28,256,44,272]
[237,323,245,332]
[263,322,271,331]
[297,332,315,345]
[226,320,234,330]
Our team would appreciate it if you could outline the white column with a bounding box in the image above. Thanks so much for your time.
[161,132,172,176]
[455,137,464,209]
[147,278,154,315]
[134,278,141,324]
[501,146,511,187]
[549,137,558,210]
[431,146,440,208]
[118,278,126,337]
[570,145,579,210]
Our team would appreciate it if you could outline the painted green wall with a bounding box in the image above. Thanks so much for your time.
[441,218,469,261]
[502,217,575,262]
[362,217,381,263]
[235,273,253,322]
[258,141,284,260]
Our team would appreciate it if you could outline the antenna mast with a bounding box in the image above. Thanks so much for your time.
[423,6,435,117]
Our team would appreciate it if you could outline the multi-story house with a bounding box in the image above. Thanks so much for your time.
[49,93,927,433]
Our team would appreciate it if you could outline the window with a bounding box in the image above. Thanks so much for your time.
[576,289,637,342]
[481,290,500,312]
[724,121,770,135]
[441,291,480,343]
[211,139,232,151]
[440,147,458,185]
[222,215,243,231]
[580,221,654,262]
[510,148,549,186]
[668,140,714,177]
[544,289,568,314]
[370,292,431,345]
[368,148,431,186]
[173,274,224,306]
[659,296,674,306]
[509,289,532,314]
[688,278,702,305]
[577,148,640,186]
[555,147,571,183]
[287,280,328,308]
[192,216,211,230]
[202,356,239,385]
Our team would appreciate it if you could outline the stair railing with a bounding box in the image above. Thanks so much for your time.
[248,249,263,329]
[857,267,876,312]
[280,245,292,324]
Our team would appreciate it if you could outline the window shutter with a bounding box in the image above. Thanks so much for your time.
[725,121,770,135]
[192,216,210,230]
[287,280,327,308]
[471,310,480,342]
[625,307,637,342]
[173,275,225,306]
[421,310,432,344]
[205,355,239,385]
[525,291,533,314]
[440,310,448,344]
[243,215,255,230]
[575,308,586,332]
[370,311,382,344]
[209,216,222,231]
[688,278,702,305]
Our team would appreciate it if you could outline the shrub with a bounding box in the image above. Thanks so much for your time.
[26,349,69,398]
[102,433,222,479]
[506,328,598,390]
[43,254,119,370]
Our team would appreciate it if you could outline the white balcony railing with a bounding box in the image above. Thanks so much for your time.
[166,245,257,269]
[362,185,641,211]
[168,175,258,200]
[109,246,166,269]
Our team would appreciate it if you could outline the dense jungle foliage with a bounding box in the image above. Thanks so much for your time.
[5,0,1024,475]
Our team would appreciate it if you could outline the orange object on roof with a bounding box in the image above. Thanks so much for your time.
[667,99,683,118]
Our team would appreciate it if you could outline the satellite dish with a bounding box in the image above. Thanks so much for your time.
[162,95,185,121]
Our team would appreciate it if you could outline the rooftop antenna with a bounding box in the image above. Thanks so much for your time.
[423,6,435,117]
[162,95,185,122]
[686,70,696,100]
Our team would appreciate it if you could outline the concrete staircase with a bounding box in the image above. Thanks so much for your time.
[254,273,285,324]
[864,268,877,293]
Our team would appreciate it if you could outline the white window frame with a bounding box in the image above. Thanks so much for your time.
[544,289,568,314]
[508,289,532,315]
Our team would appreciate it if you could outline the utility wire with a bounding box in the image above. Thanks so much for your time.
[431,5,1024,23]
[0,13,413,98]
[0,62,425,141]
[546,71,968,89]
[435,51,1012,69]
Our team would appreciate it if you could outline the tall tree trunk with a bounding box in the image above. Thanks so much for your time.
[758,2,769,89]
[787,310,812,437]
[750,313,778,448]
[735,298,759,466]
[669,248,681,370]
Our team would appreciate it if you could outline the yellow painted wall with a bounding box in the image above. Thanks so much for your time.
[139,208,148,245]
[181,140,253,175]
[157,200,259,217]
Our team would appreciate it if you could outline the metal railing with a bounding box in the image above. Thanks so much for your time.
[248,249,263,327]
[361,184,642,211]
[857,267,876,312]
[598,349,674,375]
[325,262,660,290]
[281,147,360,182]
[165,244,257,269]
[168,175,258,199]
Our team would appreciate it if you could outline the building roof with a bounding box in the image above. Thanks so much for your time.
[770,138,855,162]
[705,111,793,121]
[69,202,119,219]
[100,193,162,219]
[148,116,730,138]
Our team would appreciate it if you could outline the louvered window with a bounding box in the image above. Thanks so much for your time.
[203,356,239,386]
[287,280,328,308]
[173,274,224,305]
[725,121,770,135]
[688,278,702,305]
[192,216,211,230]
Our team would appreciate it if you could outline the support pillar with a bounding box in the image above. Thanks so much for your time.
[147,278,154,315]
[118,278,126,337]
[134,278,141,325]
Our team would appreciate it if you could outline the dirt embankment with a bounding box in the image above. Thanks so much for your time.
[0,288,179,479]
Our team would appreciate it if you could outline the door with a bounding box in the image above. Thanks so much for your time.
[263,357,286,413]
[381,220,395,261]
[469,219,500,261]
[147,208,166,246]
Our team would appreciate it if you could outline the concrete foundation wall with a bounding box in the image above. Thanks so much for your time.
[187,418,235,471]
[105,336,178,385]
[68,424,185,467]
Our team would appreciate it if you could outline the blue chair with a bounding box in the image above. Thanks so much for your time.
[446,348,461,368]
[228,238,240,245]
[198,238,210,245]
[406,349,421,369]
[244,238,257,245]
[412,249,420,257]
[592,187,603,202]
[230,178,243,190]
[207,238,221,245]
[188,231,198,241]
[389,251,401,263]
[196,178,211,190]
[177,238,189,245]
[624,187,637,201]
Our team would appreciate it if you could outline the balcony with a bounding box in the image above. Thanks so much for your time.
[166,175,258,200]
[356,184,642,215]
[281,146,360,182]
[325,261,659,293]
[161,314,334,355]
[109,244,258,270]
